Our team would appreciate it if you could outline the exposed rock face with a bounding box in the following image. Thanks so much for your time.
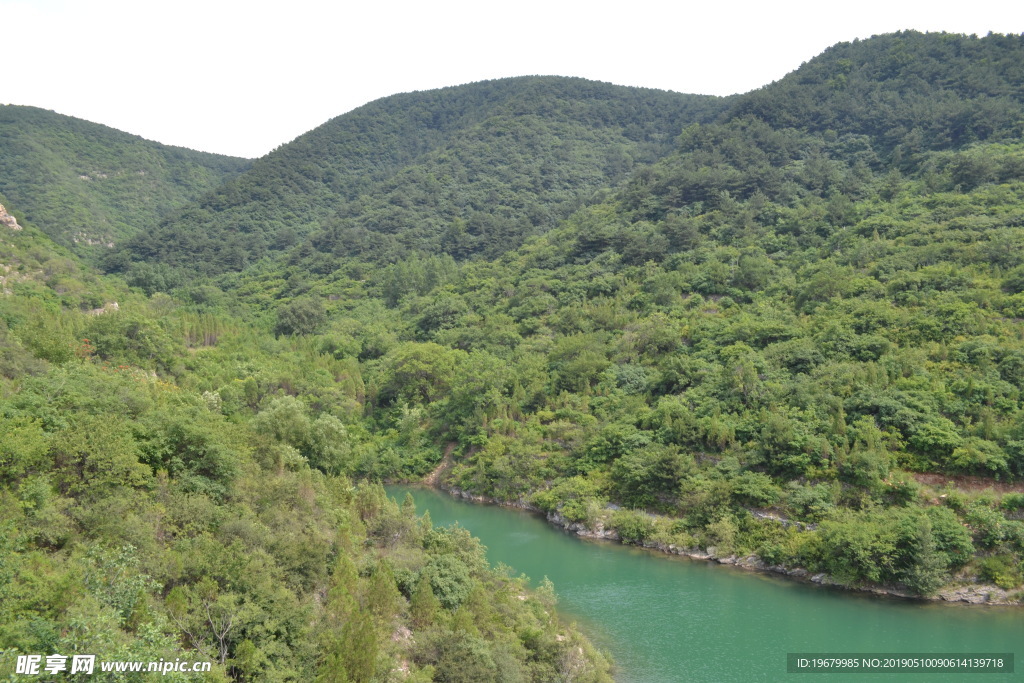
[936,585,1013,605]
[547,511,620,540]
[0,204,23,230]
[446,487,537,512]
[87,301,120,315]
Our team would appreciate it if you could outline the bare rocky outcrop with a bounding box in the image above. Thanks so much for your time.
[445,487,538,512]
[546,511,620,540]
[87,301,120,315]
[0,203,23,230]
[936,584,1014,605]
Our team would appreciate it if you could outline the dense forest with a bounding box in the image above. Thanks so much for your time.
[104,78,722,279]
[0,217,612,680]
[0,106,251,257]
[3,29,1024,681]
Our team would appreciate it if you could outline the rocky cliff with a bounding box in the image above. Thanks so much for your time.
[0,203,23,230]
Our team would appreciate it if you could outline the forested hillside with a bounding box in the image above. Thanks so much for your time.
[106,77,724,280]
[730,31,1024,152]
[0,106,251,257]
[0,217,612,680]
[3,28,1024,683]
[202,30,1023,599]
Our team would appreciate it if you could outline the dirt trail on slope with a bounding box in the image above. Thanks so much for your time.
[424,442,457,486]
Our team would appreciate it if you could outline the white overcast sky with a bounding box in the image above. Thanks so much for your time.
[4,0,1021,158]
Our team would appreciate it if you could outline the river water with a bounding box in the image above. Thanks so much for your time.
[387,485,1021,682]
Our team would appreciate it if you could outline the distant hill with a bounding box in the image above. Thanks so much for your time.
[107,77,725,275]
[0,105,251,257]
[729,31,1024,156]
[106,33,1024,280]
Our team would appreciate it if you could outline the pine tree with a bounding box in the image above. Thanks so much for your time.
[366,562,400,621]
[410,572,441,629]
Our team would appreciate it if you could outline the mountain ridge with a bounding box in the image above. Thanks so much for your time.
[99,31,1024,280]
[0,104,252,257]
[105,76,726,275]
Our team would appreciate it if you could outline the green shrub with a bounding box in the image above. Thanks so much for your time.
[610,509,656,545]
[978,555,1023,590]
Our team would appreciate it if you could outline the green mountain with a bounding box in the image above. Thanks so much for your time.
[359,31,1024,597]
[0,105,251,257]
[107,77,724,276]
[4,29,1024,682]
[730,30,1024,154]
[202,30,1024,599]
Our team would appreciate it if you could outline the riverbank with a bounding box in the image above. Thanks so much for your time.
[439,485,1020,607]
[391,482,1024,682]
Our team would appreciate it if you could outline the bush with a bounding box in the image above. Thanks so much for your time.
[978,555,1023,590]
[611,444,691,510]
[786,483,836,521]
[730,471,782,507]
[704,514,740,555]
[926,506,974,568]
[423,555,473,610]
[1001,493,1024,513]
[610,509,656,545]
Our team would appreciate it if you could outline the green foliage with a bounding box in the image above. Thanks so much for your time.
[609,509,656,545]
[978,555,1023,590]
[109,77,722,275]
[6,35,1024,667]
[0,416,49,484]
[610,444,692,510]
[81,311,179,371]
[532,476,605,524]
[423,555,473,611]
[730,31,1024,156]
[811,507,974,594]
[50,414,153,498]
[785,483,836,522]
[0,104,250,258]
[431,633,498,683]
[730,471,782,508]
[275,296,326,336]
[580,423,650,469]
[410,572,441,629]
[950,438,1009,477]
[925,506,975,569]
[704,514,741,556]
[375,342,460,406]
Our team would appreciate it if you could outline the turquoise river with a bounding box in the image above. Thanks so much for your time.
[387,485,1021,682]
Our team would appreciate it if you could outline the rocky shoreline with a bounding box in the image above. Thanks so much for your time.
[442,486,1019,607]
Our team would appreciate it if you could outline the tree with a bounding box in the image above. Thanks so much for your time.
[275,296,326,336]
[896,513,948,595]
[410,572,441,628]
[424,555,473,610]
[376,342,459,406]
[317,554,379,682]
[611,444,691,509]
